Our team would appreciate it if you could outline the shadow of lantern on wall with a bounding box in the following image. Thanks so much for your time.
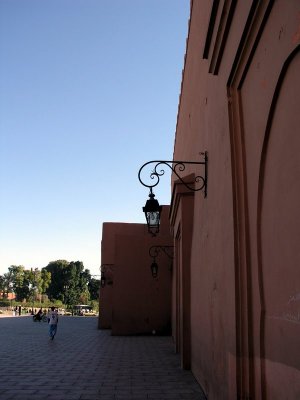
[100,264,114,288]
[149,245,174,278]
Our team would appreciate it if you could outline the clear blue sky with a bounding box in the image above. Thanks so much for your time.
[0,0,189,276]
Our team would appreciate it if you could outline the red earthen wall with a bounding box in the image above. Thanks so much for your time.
[171,1,300,399]
[99,206,173,336]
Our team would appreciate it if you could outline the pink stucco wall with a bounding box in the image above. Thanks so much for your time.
[171,1,300,399]
[99,206,173,335]
[99,222,144,329]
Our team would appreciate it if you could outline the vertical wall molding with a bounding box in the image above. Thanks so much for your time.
[226,1,274,398]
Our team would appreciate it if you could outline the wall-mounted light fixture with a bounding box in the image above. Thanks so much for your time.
[138,152,208,235]
[100,264,114,288]
[142,188,162,236]
[149,245,174,278]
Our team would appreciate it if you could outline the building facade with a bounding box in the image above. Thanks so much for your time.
[99,206,173,336]
[170,1,300,399]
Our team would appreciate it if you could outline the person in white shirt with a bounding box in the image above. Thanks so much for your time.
[48,306,58,340]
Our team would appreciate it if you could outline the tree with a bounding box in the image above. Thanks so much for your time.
[43,260,91,306]
[41,269,51,295]
[43,260,69,302]
[15,269,31,302]
[5,265,51,303]
[0,275,6,298]
[88,278,100,301]
[67,261,90,306]
[4,265,28,301]
[1,261,94,307]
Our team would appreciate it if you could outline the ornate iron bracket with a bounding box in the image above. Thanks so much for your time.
[138,152,208,197]
[149,245,174,260]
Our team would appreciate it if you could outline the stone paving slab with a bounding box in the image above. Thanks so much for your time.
[0,316,206,400]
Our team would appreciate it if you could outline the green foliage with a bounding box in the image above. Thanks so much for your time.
[43,260,93,306]
[89,300,99,312]
[0,275,6,297]
[43,260,69,302]
[41,269,51,293]
[1,266,52,303]
[15,269,31,301]
[1,260,98,308]
[88,278,100,300]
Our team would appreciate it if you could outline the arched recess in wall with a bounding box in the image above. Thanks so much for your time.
[257,44,300,399]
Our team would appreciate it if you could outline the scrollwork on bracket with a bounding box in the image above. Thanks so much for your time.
[138,152,208,197]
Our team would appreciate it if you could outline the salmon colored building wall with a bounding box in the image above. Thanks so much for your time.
[99,206,173,335]
[170,1,300,399]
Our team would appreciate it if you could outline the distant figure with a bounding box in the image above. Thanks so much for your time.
[48,306,58,340]
[33,308,43,322]
[18,306,21,316]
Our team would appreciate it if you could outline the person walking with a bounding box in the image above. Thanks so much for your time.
[48,306,58,340]
[34,308,43,322]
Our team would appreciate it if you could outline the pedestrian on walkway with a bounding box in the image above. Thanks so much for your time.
[34,308,43,322]
[48,306,58,340]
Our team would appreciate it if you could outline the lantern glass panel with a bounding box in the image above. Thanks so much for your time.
[146,211,160,232]
[143,192,162,235]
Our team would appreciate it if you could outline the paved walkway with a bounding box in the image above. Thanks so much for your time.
[0,316,206,400]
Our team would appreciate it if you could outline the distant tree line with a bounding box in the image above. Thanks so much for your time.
[0,260,100,307]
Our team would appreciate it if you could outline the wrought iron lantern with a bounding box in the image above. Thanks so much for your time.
[142,188,162,236]
[139,152,208,235]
